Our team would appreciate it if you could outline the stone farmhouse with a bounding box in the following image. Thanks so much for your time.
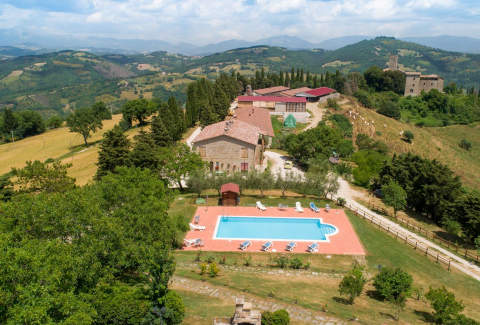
[237,95,308,122]
[192,109,274,172]
[404,71,444,96]
[253,85,290,96]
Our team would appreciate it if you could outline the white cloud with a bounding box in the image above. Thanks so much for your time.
[0,0,477,45]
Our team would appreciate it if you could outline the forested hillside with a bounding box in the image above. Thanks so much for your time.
[1,37,480,115]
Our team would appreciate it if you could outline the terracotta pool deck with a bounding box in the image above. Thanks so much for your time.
[183,206,365,255]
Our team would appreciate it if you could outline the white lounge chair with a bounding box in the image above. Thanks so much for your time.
[240,240,251,250]
[286,242,296,252]
[189,223,206,231]
[295,202,304,213]
[310,202,320,213]
[262,241,273,251]
[307,242,318,253]
[256,201,267,211]
[184,238,204,247]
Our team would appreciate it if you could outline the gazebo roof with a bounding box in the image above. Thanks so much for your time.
[220,183,240,194]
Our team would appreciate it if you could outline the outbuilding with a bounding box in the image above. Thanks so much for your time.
[296,87,338,102]
[221,183,240,206]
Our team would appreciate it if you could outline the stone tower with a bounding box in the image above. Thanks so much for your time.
[387,55,399,70]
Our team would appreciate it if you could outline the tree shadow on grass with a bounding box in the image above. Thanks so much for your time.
[366,290,384,302]
[414,310,434,323]
[332,296,351,305]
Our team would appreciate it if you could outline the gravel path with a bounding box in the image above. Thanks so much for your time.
[305,102,325,130]
[171,276,348,324]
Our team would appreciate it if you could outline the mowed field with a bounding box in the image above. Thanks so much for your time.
[336,97,480,191]
[0,114,142,185]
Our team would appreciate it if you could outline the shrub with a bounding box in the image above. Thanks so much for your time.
[402,130,414,143]
[159,291,185,325]
[338,263,367,304]
[244,255,252,267]
[199,263,207,275]
[327,98,340,110]
[261,309,290,325]
[274,256,289,269]
[426,286,464,324]
[209,262,219,277]
[373,267,413,320]
[207,255,215,263]
[329,114,352,137]
[459,139,472,151]
[289,257,303,269]
[337,197,346,206]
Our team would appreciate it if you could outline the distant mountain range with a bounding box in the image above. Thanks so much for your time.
[2,29,480,56]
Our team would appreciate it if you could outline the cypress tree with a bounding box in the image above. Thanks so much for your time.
[279,71,284,86]
[151,115,173,147]
[313,75,319,88]
[96,125,131,179]
[2,108,18,135]
[285,73,290,87]
[130,130,160,170]
[213,84,230,121]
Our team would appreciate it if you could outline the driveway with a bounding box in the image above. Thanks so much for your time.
[305,102,325,130]
[264,150,304,179]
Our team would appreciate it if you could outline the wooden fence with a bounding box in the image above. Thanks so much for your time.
[367,203,480,265]
[343,202,453,271]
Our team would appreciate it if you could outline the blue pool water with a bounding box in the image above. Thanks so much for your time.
[215,216,338,241]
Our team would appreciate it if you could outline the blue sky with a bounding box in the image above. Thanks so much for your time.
[0,0,479,44]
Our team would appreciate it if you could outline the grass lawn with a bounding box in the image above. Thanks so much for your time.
[176,289,234,325]
[0,114,143,185]
[171,194,480,324]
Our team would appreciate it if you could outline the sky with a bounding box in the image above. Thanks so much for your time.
[0,0,479,45]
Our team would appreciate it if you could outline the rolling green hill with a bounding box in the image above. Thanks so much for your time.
[1,37,480,115]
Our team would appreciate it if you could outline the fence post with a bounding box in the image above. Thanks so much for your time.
[465,250,468,258]
[448,260,451,272]
[436,254,439,263]
[415,242,417,250]
[425,247,429,256]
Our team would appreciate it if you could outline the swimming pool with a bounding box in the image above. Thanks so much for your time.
[214,216,338,242]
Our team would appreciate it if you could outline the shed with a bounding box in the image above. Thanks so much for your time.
[284,114,296,128]
[221,183,240,206]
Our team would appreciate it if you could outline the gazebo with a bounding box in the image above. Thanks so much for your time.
[220,183,240,206]
[284,114,296,128]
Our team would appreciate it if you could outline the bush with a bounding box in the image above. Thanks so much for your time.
[329,114,352,137]
[403,130,414,143]
[289,258,303,269]
[327,98,340,110]
[199,263,207,275]
[274,256,289,269]
[209,262,219,277]
[337,197,346,206]
[159,291,185,325]
[261,309,290,325]
[338,264,367,304]
[46,115,63,129]
[426,286,464,324]
[459,139,472,151]
[354,90,374,108]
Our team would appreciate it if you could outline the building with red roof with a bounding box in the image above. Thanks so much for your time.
[220,183,240,206]
[280,87,312,97]
[234,106,275,138]
[296,87,339,102]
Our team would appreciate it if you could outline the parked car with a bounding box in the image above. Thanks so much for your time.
[284,161,293,169]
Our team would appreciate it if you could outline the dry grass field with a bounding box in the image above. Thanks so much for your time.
[335,96,480,190]
[0,114,143,185]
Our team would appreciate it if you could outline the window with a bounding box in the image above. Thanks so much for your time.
[431,82,434,86]
[199,146,206,157]
[232,165,237,172]
[220,163,224,170]
[241,147,248,158]
[410,89,414,93]
[227,163,230,170]
[215,162,219,171]
[209,161,213,171]
[241,162,249,171]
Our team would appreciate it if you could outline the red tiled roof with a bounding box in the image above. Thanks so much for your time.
[192,119,261,145]
[305,87,336,97]
[238,96,306,103]
[280,87,312,96]
[234,106,275,137]
[254,86,290,95]
[220,183,240,194]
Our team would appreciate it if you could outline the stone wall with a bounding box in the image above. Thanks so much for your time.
[193,135,261,172]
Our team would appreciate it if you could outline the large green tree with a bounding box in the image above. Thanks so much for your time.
[66,107,103,146]
[338,263,367,304]
[382,180,407,217]
[426,286,465,324]
[96,125,131,179]
[373,267,413,320]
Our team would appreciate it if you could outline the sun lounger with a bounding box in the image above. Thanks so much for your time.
[189,223,206,231]
[256,201,267,211]
[325,204,330,213]
[278,203,288,210]
[295,201,304,213]
[194,215,200,224]
[262,241,273,251]
[310,202,320,213]
[240,240,251,250]
[184,238,204,247]
[286,241,296,251]
[307,242,318,253]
